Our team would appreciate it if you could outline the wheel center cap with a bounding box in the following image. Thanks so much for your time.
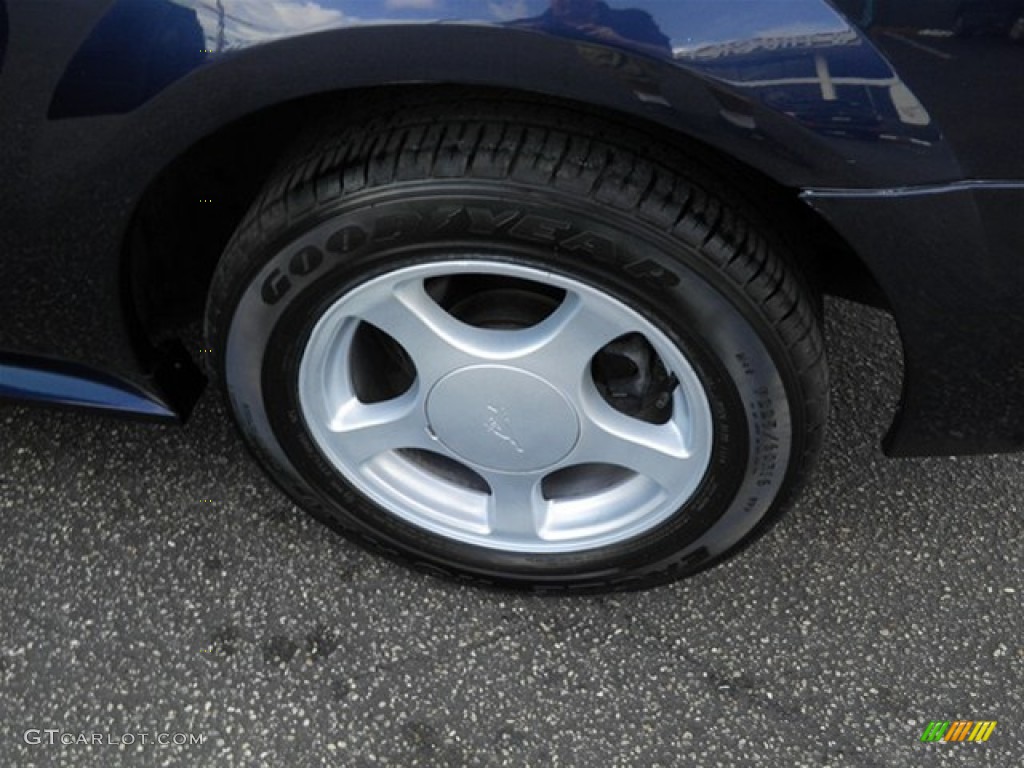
[426,366,579,472]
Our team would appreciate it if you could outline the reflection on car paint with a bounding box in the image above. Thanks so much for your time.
[676,28,936,145]
[53,0,931,148]
[0,357,178,418]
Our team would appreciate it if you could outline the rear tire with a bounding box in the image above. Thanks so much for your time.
[206,99,828,591]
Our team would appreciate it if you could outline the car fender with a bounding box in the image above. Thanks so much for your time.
[45,0,960,192]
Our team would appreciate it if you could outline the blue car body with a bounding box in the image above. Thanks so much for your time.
[2,0,1024,456]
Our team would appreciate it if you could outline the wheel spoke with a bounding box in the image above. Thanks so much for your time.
[326,390,434,465]
[346,278,476,379]
[542,480,657,542]
[575,387,702,493]
[517,292,628,394]
[485,473,547,540]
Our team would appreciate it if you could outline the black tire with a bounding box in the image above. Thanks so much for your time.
[205,98,827,592]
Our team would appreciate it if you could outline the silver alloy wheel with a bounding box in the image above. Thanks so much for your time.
[297,261,714,554]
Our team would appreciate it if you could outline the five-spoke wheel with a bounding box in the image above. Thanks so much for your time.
[297,261,714,553]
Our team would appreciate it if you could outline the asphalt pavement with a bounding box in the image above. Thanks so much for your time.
[1,298,1021,767]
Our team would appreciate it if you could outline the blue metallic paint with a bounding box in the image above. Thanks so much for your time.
[0,354,178,419]
[2,0,1024,455]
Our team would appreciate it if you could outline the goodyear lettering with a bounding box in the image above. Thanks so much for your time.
[261,268,291,305]
[429,205,466,233]
[262,202,683,306]
[289,246,323,277]
[562,231,617,262]
[326,225,368,254]
[261,247,325,305]
[625,259,678,284]
[508,215,573,243]
[374,213,422,242]
[466,207,520,235]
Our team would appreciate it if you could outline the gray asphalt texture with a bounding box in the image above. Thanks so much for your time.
[0,299,1021,768]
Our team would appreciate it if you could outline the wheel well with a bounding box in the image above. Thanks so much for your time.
[126,85,890,358]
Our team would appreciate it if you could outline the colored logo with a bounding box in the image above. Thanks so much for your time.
[920,721,996,742]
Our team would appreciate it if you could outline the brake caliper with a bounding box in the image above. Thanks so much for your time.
[593,334,679,425]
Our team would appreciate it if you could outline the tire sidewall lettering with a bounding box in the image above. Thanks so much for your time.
[259,194,684,309]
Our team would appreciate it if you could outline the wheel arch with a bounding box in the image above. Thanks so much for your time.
[125,82,889,358]
[116,25,898,415]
